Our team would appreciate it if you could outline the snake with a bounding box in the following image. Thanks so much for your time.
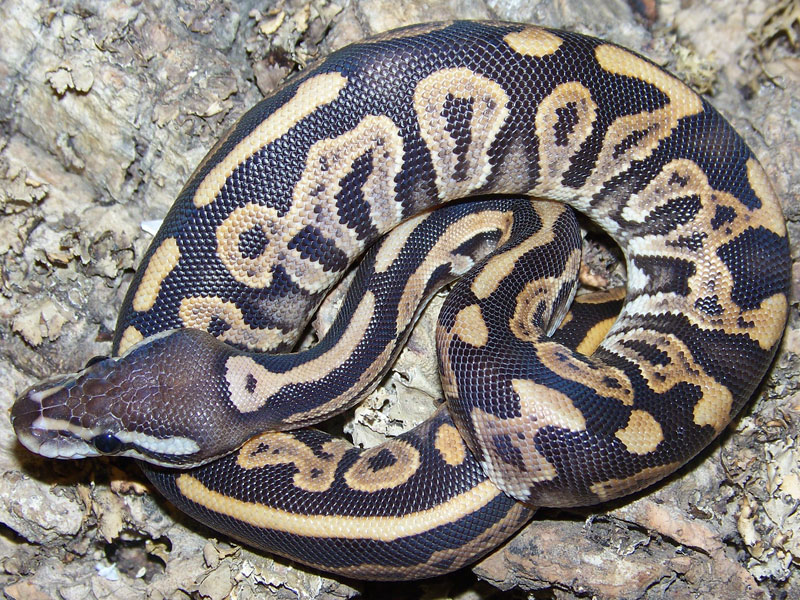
[10,21,790,581]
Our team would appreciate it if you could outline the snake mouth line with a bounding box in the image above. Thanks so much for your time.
[12,385,203,464]
[11,389,95,460]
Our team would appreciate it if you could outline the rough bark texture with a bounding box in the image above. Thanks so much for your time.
[1,0,798,599]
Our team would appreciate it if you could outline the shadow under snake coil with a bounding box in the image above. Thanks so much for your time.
[12,21,791,580]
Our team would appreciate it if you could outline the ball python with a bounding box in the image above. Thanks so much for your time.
[11,21,790,580]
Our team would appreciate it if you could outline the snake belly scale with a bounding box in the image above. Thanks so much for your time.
[11,21,790,580]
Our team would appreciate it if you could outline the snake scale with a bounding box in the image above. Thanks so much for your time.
[12,21,790,580]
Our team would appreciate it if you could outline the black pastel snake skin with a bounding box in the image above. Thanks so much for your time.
[12,21,790,580]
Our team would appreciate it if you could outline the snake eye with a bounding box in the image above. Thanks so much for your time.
[91,433,124,454]
[84,355,109,369]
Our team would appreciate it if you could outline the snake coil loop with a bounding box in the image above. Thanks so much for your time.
[12,21,789,580]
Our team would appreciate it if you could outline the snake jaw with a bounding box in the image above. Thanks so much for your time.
[11,374,100,460]
[11,372,205,467]
[12,383,203,466]
[10,329,252,468]
[11,336,200,466]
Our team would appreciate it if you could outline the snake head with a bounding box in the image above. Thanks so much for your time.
[11,328,249,468]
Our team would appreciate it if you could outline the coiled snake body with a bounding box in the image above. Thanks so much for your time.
[12,21,790,580]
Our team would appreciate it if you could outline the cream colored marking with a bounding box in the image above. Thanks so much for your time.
[224,291,376,413]
[488,135,533,197]
[114,430,200,456]
[117,326,144,355]
[558,289,624,354]
[537,341,635,405]
[117,328,176,353]
[508,247,581,342]
[15,428,89,461]
[326,501,534,579]
[614,158,785,349]
[595,45,703,116]
[414,68,510,199]
[30,416,90,436]
[470,203,565,300]
[395,210,512,332]
[131,237,181,312]
[509,277,561,343]
[531,82,597,194]
[621,158,722,225]
[216,202,280,289]
[179,296,286,352]
[574,316,617,355]
[29,416,85,439]
[692,392,734,431]
[237,433,350,493]
[503,27,562,57]
[586,100,695,203]
[28,383,68,404]
[421,500,532,565]
[746,158,788,236]
[560,45,704,218]
[452,304,489,347]
[193,73,348,208]
[293,114,405,242]
[373,214,427,273]
[614,410,663,454]
[589,462,680,502]
[216,115,404,292]
[434,422,468,466]
[472,379,586,500]
[602,329,733,432]
[343,440,421,492]
[593,159,787,447]
[29,416,197,456]
[283,334,397,425]
[512,379,587,432]
[750,294,789,351]
[176,474,503,541]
